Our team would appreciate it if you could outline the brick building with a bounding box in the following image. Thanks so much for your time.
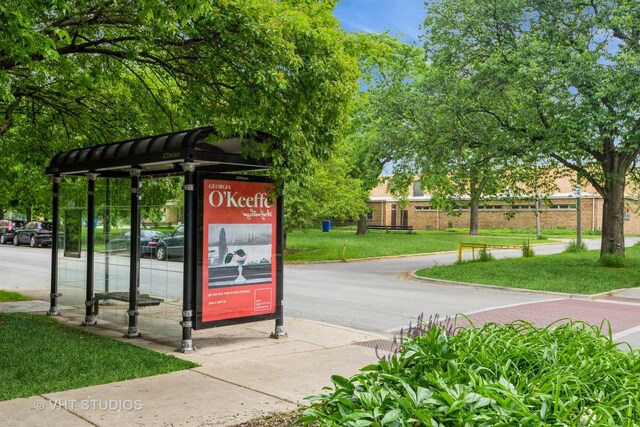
[366,174,640,234]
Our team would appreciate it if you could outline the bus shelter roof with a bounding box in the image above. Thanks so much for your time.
[46,126,274,177]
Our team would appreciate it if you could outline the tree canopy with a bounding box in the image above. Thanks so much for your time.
[424,0,640,255]
[0,0,360,218]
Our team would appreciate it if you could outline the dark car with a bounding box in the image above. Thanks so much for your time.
[13,221,53,247]
[107,229,166,256]
[156,224,184,260]
[0,219,25,245]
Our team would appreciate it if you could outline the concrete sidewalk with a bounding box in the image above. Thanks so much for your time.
[0,306,386,427]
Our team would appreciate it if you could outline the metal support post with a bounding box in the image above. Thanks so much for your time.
[104,178,111,293]
[48,175,61,316]
[125,170,141,338]
[271,194,287,339]
[178,163,196,353]
[83,173,99,326]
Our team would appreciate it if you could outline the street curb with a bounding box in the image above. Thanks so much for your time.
[408,272,611,300]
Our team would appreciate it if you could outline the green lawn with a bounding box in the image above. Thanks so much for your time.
[0,313,197,401]
[0,290,32,302]
[445,227,604,238]
[285,227,544,262]
[416,245,640,294]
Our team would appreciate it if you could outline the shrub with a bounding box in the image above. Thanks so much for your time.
[564,240,588,253]
[298,319,640,426]
[478,248,494,262]
[599,254,628,268]
[522,241,535,257]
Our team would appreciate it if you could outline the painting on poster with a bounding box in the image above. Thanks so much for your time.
[200,177,277,323]
[207,224,272,287]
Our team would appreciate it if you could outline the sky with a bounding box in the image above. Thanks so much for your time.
[333,0,427,44]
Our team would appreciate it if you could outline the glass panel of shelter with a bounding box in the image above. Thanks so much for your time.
[57,177,88,311]
[56,175,185,338]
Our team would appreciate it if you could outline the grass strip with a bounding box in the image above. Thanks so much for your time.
[0,313,197,401]
[416,245,640,294]
[0,290,32,302]
[285,228,537,262]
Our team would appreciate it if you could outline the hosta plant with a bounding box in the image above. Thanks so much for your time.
[298,318,640,426]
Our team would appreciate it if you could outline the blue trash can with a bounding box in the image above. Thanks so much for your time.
[322,220,331,232]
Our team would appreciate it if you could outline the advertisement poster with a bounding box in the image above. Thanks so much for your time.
[201,177,277,323]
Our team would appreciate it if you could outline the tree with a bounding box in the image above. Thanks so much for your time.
[283,143,369,232]
[0,0,360,215]
[351,36,528,235]
[406,69,534,236]
[424,0,640,256]
[343,35,423,235]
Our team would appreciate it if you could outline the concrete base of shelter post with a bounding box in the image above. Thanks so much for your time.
[125,310,141,338]
[82,301,97,326]
[270,325,288,339]
[177,313,196,353]
[82,318,97,326]
[270,318,287,339]
[177,337,196,353]
[176,338,197,353]
[47,293,61,316]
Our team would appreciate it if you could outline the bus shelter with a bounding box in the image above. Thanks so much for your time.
[45,127,285,352]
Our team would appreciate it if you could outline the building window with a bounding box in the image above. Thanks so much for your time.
[512,204,536,210]
[550,204,576,210]
[414,205,435,211]
[479,205,502,210]
[412,181,424,197]
[366,211,374,220]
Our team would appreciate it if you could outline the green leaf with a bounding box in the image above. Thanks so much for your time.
[331,375,354,392]
[380,409,402,425]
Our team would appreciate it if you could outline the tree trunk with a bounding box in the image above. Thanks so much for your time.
[26,206,32,222]
[600,175,626,257]
[468,167,484,236]
[356,214,368,235]
[576,192,582,247]
[534,174,541,239]
[469,199,479,235]
[535,196,541,239]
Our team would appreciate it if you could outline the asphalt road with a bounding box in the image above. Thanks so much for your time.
[1,237,639,334]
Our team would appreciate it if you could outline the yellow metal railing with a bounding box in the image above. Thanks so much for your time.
[457,240,529,262]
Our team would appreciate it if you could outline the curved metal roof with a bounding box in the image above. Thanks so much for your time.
[46,126,274,177]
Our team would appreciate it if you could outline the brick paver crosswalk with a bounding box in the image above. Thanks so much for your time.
[461,298,640,335]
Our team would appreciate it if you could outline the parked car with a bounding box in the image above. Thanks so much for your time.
[0,219,25,245]
[13,221,53,247]
[107,229,166,256]
[156,224,184,260]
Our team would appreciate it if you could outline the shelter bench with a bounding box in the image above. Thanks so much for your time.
[93,291,164,315]
[367,225,414,233]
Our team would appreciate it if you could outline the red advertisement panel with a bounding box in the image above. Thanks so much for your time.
[201,178,277,322]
